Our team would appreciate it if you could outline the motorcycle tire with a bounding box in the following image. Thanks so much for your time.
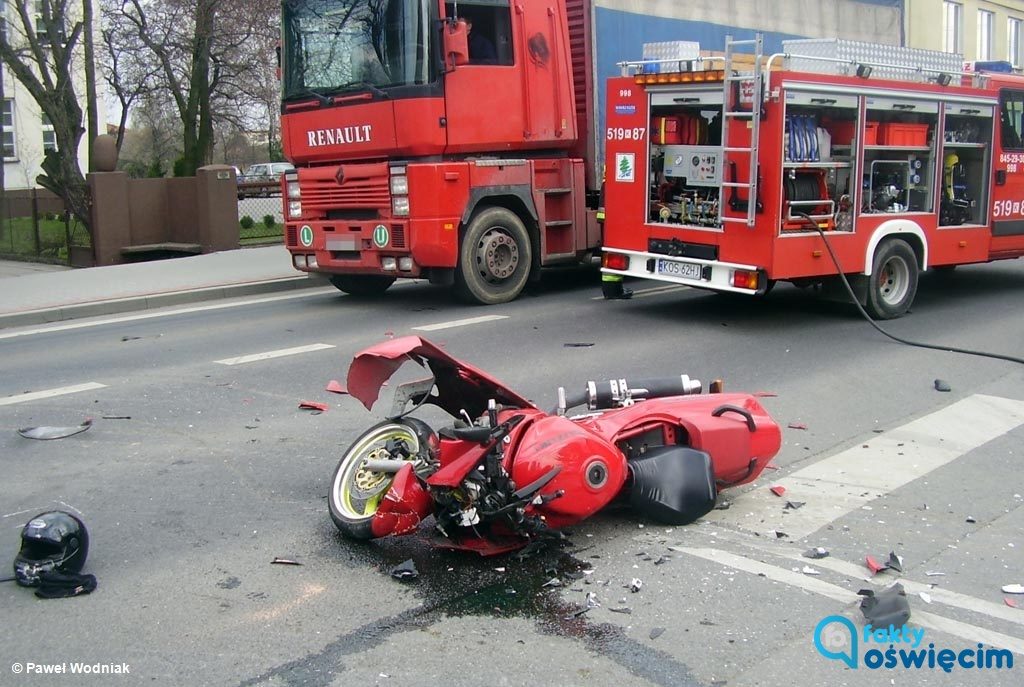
[328,418,437,540]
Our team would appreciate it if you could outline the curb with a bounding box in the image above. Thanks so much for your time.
[0,275,330,330]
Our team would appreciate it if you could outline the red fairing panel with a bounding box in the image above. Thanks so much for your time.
[346,336,537,419]
[370,463,433,538]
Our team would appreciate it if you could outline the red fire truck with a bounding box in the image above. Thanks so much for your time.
[279,1,600,304]
[600,37,1024,318]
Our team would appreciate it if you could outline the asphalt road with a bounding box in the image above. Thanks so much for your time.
[1,262,1023,686]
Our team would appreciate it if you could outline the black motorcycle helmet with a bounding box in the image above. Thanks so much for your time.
[13,511,89,587]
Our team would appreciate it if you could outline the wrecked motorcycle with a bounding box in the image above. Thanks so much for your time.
[329,337,781,555]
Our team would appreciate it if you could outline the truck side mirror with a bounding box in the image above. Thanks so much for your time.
[444,19,469,69]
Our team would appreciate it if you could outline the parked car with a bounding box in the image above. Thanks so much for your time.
[239,162,294,197]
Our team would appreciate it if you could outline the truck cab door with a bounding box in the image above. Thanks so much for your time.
[991,89,1024,250]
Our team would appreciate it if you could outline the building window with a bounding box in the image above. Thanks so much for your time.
[2,99,14,161]
[1011,18,1024,67]
[978,10,994,61]
[41,113,57,153]
[944,1,963,54]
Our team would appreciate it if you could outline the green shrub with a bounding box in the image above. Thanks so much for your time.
[262,214,276,228]
[239,215,255,229]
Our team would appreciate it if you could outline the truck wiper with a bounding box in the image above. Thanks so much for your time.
[349,82,390,99]
[290,89,334,106]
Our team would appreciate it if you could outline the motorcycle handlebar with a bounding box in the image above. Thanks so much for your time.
[557,375,702,413]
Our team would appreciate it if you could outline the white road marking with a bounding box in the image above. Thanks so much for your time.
[709,530,1024,628]
[413,315,509,331]
[0,287,337,341]
[214,343,335,366]
[0,382,107,406]
[590,284,689,300]
[709,394,1024,540]
[676,547,1024,655]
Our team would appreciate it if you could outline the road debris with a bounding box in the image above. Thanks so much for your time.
[1001,584,1024,594]
[271,558,302,566]
[965,516,977,524]
[784,501,805,510]
[542,577,563,588]
[802,566,821,576]
[803,547,830,559]
[390,559,418,581]
[586,592,600,609]
[563,343,595,348]
[769,485,787,497]
[925,571,946,577]
[714,500,732,510]
[919,592,932,604]
[787,422,808,430]
[650,627,666,639]
[629,578,643,593]
[325,380,347,394]
[773,530,789,539]
[298,400,329,413]
[934,379,952,392]
[753,391,778,398]
[608,606,632,615]
[18,419,93,440]
[859,584,911,626]
[1006,598,1019,608]
[866,551,903,575]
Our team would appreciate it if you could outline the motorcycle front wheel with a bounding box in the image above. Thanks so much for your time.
[328,419,436,540]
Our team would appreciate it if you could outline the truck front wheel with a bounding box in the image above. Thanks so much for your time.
[865,239,918,319]
[329,274,396,297]
[455,207,532,305]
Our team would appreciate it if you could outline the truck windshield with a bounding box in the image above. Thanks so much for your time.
[282,0,436,100]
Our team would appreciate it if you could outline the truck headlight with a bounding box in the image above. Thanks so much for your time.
[392,196,410,216]
[390,175,408,195]
[287,180,301,200]
[288,201,302,219]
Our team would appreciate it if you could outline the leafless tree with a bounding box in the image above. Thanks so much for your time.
[0,0,93,234]
[112,0,279,176]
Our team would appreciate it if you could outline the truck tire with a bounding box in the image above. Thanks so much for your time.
[455,207,532,305]
[329,274,396,296]
[865,239,918,319]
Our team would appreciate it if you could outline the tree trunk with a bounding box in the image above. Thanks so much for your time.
[83,0,98,169]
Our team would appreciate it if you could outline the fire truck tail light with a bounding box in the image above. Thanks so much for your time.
[730,270,759,290]
[604,253,629,271]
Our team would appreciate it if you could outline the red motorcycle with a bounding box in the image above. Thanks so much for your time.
[329,336,781,555]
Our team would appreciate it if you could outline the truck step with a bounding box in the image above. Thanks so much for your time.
[540,187,572,195]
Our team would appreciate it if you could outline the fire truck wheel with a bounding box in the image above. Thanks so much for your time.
[456,207,532,305]
[329,274,396,296]
[866,239,918,319]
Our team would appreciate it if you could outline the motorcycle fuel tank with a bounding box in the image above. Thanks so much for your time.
[510,415,627,528]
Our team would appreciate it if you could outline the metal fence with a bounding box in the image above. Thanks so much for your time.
[237,180,285,245]
[0,187,89,264]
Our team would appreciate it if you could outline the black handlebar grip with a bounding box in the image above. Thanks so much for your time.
[588,375,701,408]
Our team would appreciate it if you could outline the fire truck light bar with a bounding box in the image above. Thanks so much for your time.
[634,69,726,85]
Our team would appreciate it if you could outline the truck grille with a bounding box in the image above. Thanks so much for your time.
[303,176,390,212]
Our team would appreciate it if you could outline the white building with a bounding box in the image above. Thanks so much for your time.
[1,1,105,190]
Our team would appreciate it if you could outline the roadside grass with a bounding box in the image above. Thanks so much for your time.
[0,216,86,262]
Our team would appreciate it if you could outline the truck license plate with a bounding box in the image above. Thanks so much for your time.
[656,259,703,280]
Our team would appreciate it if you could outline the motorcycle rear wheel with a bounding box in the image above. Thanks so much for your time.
[329,419,436,539]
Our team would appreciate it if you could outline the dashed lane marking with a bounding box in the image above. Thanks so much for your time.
[413,315,509,332]
[0,382,107,406]
[708,394,1024,540]
[214,343,335,366]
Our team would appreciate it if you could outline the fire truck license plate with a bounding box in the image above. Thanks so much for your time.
[656,259,702,280]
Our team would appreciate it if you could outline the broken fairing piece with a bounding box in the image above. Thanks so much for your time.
[325,380,347,394]
[865,555,887,574]
[629,578,643,592]
[784,501,806,510]
[298,400,329,412]
[390,559,418,581]
[586,591,601,608]
[769,485,787,497]
[919,592,932,604]
[1001,584,1024,594]
[887,551,904,573]
[542,577,562,588]
[18,419,93,440]
[802,566,821,575]
[859,584,911,627]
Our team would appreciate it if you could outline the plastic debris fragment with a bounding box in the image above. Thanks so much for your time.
[629,578,643,593]
[802,566,821,575]
[859,584,911,626]
[919,592,932,604]
[325,380,347,394]
[1001,584,1024,594]
[390,559,418,581]
[770,485,787,497]
[784,501,805,510]
[803,547,830,559]
[1006,598,1019,608]
[542,577,562,588]
[650,627,666,639]
[271,557,302,566]
[965,516,976,524]
[934,379,951,392]
[18,419,93,440]
[865,555,887,574]
[787,422,808,430]
[299,400,329,412]
[608,607,632,614]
